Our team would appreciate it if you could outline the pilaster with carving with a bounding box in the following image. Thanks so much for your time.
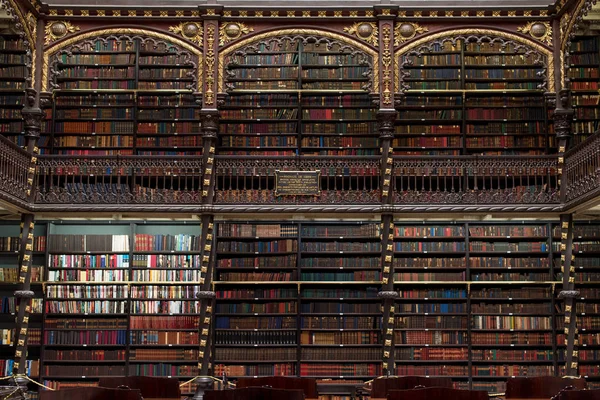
[376,7,396,110]
[201,7,221,109]
[557,214,579,378]
[378,215,396,376]
[196,216,216,377]
[554,89,574,203]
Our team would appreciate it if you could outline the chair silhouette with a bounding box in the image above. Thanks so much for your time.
[39,387,143,400]
[236,376,318,399]
[370,376,454,399]
[506,377,587,399]
[557,389,600,400]
[204,386,305,400]
[98,376,181,398]
[387,387,488,400]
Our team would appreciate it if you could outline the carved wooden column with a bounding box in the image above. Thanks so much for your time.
[375,7,398,377]
[11,214,36,395]
[554,90,574,203]
[378,215,397,376]
[557,214,579,377]
[195,8,221,386]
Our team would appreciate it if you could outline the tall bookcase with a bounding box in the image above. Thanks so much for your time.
[41,221,203,397]
[396,38,553,155]
[0,34,26,147]
[43,36,201,155]
[0,222,45,397]
[568,35,600,147]
[220,37,377,156]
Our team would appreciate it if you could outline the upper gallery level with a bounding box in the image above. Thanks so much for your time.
[0,0,598,215]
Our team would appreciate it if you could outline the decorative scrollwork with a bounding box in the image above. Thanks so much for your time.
[219,22,254,46]
[518,21,552,46]
[394,22,428,45]
[377,291,399,299]
[343,22,378,47]
[558,290,581,299]
[169,22,203,45]
[45,21,80,45]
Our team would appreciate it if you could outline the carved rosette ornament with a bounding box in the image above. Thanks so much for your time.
[219,22,254,46]
[344,22,379,47]
[394,22,428,45]
[44,21,80,45]
[518,21,553,46]
[169,22,203,45]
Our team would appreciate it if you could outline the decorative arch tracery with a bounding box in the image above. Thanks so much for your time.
[42,28,203,92]
[218,28,379,94]
[394,29,554,93]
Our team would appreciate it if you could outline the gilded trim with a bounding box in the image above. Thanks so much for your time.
[394,28,554,93]
[218,28,379,93]
[560,0,585,49]
[5,0,35,52]
[42,28,203,92]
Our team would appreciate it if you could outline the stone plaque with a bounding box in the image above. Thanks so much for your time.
[275,170,321,196]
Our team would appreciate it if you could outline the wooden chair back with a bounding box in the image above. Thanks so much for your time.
[506,377,587,399]
[371,376,454,398]
[204,387,305,400]
[98,376,181,398]
[236,376,318,398]
[387,387,488,400]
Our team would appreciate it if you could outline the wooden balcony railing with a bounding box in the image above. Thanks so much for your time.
[0,135,32,204]
[214,156,381,204]
[35,155,204,205]
[393,155,559,205]
[564,131,600,207]
[1,145,597,211]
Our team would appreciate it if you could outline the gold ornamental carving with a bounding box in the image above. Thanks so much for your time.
[381,23,393,106]
[344,22,378,47]
[44,21,80,45]
[394,28,554,93]
[169,22,203,45]
[205,23,216,105]
[218,28,379,94]
[518,21,552,46]
[394,22,428,45]
[219,22,254,46]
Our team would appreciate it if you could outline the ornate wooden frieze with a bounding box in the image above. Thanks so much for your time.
[518,21,553,46]
[42,28,202,92]
[394,29,554,93]
[219,22,253,46]
[169,22,203,45]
